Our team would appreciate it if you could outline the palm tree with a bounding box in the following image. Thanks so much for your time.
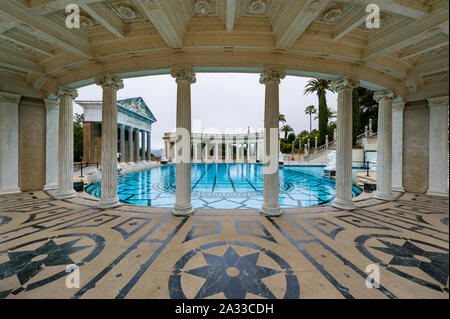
[281,124,293,139]
[279,113,286,124]
[304,105,317,133]
[304,79,334,145]
[314,106,336,122]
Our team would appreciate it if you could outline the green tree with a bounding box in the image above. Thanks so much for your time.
[287,132,296,143]
[73,113,84,162]
[352,88,361,144]
[304,105,317,133]
[280,124,293,139]
[279,113,286,124]
[304,79,334,145]
[358,87,378,134]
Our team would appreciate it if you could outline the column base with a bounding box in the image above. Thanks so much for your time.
[374,191,395,201]
[426,189,449,197]
[172,203,194,216]
[260,203,282,216]
[98,197,120,209]
[392,185,405,192]
[0,186,21,195]
[55,189,76,200]
[44,183,58,191]
[332,199,356,211]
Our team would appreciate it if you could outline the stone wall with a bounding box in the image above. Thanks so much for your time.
[403,100,429,193]
[19,97,46,191]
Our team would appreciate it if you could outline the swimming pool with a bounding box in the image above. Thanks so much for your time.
[86,163,362,209]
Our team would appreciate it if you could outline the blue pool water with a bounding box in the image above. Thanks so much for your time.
[86,163,362,209]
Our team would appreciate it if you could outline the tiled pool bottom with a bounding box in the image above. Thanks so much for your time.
[86,163,362,209]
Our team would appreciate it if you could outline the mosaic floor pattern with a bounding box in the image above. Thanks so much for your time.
[0,190,448,299]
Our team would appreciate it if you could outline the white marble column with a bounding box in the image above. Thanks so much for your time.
[392,102,405,192]
[167,141,171,162]
[119,124,126,164]
[146,130,151,161]
[141,129,146,162]
[56,87,78,199]
[427,96,449,197]
[171,66,196,215]
[128,127,134,163]
[44,99,59,190]
[247,143,251,161]
[194,142,198,161]
[203,142,208,161]
[374,90,395,201]
[215,142,219,161]
[236,143,240,161]
[96,75,124,209]
[135,130,140,164]
[330,77,359,210]
[0,92,21,195]
[260,66,285,216]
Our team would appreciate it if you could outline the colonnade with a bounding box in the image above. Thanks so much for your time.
[26,67,447,214]
[119,124,151,165]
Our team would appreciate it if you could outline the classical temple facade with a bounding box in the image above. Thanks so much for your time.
[0,0,448,214]
[78,97,156,165]
[163,132,264,162]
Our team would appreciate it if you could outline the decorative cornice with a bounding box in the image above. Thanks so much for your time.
[44,98,59,109]
[259,66,286,84]
[374,89,395,102]
[330,77,359,91]
[95,75,124,90]
[57,87,78,100]
[171,66,196,84]
[0,91,21,104]
[427,96,449,108]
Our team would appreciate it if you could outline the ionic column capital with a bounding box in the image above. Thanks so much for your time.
[259,65,286,84]
[374,89,395,103]
[95,74,124,90]
[0,91,21,104]
[392,101,405,112]
[44,98,59,109]
[330,77,359,92]
[57,87,78,99]
[427,96,449,108]
[171,66,196,84]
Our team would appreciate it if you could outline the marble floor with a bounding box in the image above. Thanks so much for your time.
[0,189,448,299]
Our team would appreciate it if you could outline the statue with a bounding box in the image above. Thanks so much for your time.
[160,148,168,164]
[324,150,336,177]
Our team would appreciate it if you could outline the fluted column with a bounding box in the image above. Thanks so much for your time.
[95,75,124,209]
[141,129,146,162]
[119,124,125,163]
[0,92,21,195]
[330,77,359,210]
[146,130,151,161]
[392,102,405,192]
[167,141,171,162]
[260,66,285,216]
[215,142,219,161]
[44,99,59,190]
[374,90,395,201]
[194,142,198,161]
[128,127,134,163]
[427,96,449,197]
[171,66,196,215]
[56,87,78,199]
[134,130,140,164]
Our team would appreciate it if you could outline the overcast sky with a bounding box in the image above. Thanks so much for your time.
[74,73,338,150]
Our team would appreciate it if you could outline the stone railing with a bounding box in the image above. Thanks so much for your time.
[305,140,336,161]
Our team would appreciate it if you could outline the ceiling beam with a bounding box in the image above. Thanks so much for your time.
[0,51,44,74]
[0,1,93,58]
[79,2,127,39]
[225,0,237,32]
[276,0,331,49]
[364,7,449,59]
[408,54,449,77]
[0,29,54,56]
[333,7,366,40]
[399,36,449,60]
[135,0,184,48]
